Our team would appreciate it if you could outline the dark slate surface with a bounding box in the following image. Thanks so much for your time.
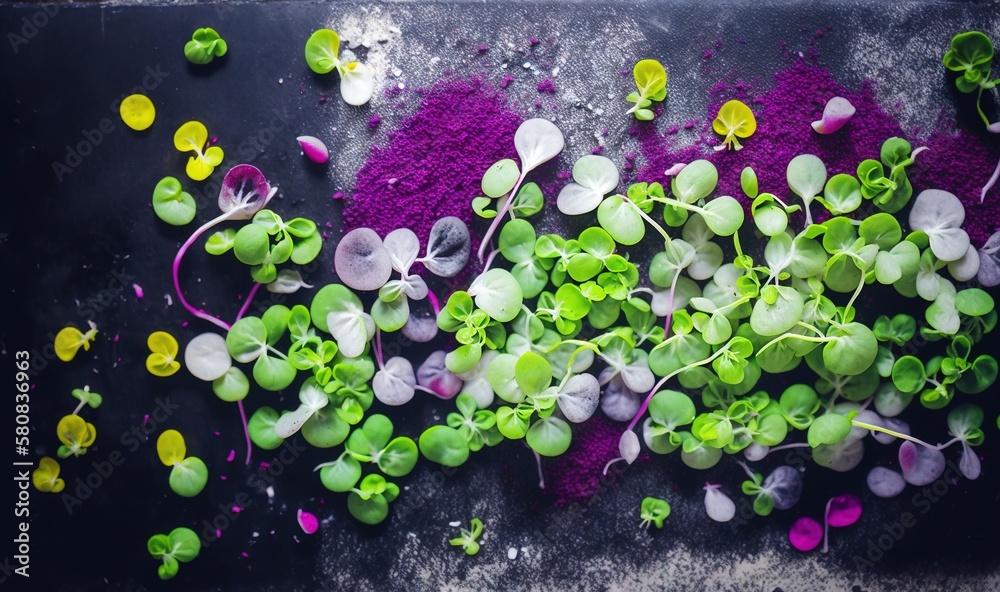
[1,2,999,591]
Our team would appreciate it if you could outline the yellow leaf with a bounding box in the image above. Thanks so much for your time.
[157,429,187,466]
[54,322,98,362]
[56,415,92,455]
[712,100,757,151]
[32,457,65,493]
[174,121,208,153]
[147,331,181,376]
[120,94,156,131]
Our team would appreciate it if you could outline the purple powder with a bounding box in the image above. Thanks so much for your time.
[345,78,523,256]
[909,115,1000,247]
[544,416,629,507]
[639,61,903,216]
[537,79,557,93]
[368,114,381,128]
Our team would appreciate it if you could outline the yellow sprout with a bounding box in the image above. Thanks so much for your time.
[712,100,757,151]
[54,321,99,362]
[33,457,66,493]
[57,414,97,458]
[173,121,224,181]
[157,429,187,467]
[146,331,181,377]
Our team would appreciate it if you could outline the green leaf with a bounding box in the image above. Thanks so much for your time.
[169,456,208,497]
[212,367,250,402]
[305,29,341,74]
[526,416,572,456]
[152,177,197,226]
[318,454,362,492]
[499,218,537,263]
[741,167,759,198]
[482,159,521,198]
[226,317,268,363]
[469,269,523,323]
[418,425,470,467]
[184,27,227,65]
[955,288,995,317]
[253,353,297,391]
[633,59,667,98]
[515,351,552,396]
[205,228,236,255]
[807,413,851,447]
[942,31,994,81]
[640,496,671,529]
[823,322,878,376]
[598,194,645,245]
[248,406,284,450]
[671,160,718,203]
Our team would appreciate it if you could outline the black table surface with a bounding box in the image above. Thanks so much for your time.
[2,1,1000,591]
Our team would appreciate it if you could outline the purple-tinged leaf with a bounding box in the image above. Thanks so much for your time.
[826,494,862,527]
[416,351,462,399]
[899,440,946,486]
[959,442,982,480]
[810,96,856,134]
[218,164,275,219]
[334,228,393,291]
[600,374,641,422]
[297,136,330,164]
[763,465,802,510]
[866,466,906,498]
[789,516,823,552]
[619,430,640,464]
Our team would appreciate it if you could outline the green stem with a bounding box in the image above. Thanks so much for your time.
[976,86,991,128]
[842,272,867,323]
[757,332,833,357]
[624,197,670,241]
[851,420,960,451]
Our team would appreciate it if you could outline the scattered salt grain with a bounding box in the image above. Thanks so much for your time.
[508,548,518,560]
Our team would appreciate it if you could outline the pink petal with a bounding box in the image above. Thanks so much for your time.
[826,494,862,527]
[664,162,687,176]
[297,136,330,164]
[297,509,319,534]
[811,96,856,134]
[789,516,823,551]
[132,284,144,299]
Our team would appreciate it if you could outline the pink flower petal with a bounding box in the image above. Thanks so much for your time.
[826,494,862,527]
[297,509,319,534]
[132,284,144,299]
[789,516,823,551]
[297,136,330,164]
[811,96,856,134]
[664,162,687,176]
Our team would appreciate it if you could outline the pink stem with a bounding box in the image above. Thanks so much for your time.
[821,497,833,553]
[231,282,261,467]
[173,210,238,332]
[235,283,262,321]
[477,172,528,262]
[375,329,385,369]
[426,288,442,316]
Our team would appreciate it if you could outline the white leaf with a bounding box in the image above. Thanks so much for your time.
[619,430,641,464]
[600,375,641,422]
[340,62,374,106]
[326,308,374,359]
[335,228,392,291]
[423,217,471,278]
[468,268,523,323]
[557,373,600,423]
[867,466,906,498]
[947,245,980,282]
[384,228,420,275]
[185,332,232,381]
[455,349,498,408]
[556,183,604,215]
[909,189,969,262]
[373,356,416,406]
[704,487,736,522]
[267,270,314,294]
[514,118,564,171]
[959,442,981,480]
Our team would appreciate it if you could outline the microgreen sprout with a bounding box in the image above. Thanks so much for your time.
[942,31,999,130]
[712,100,756,151]
[32,457,65,493]
[788,493,862,552]
[639,496,671,529]
[156,429,208,497]
[304,28,374,105]
[625,59,668,120]
[146,331,182,377]
[54,321,98,362]
[449,518,484,555]
[56,414,96,458]
[174,121,224,181]
[147,527,201,580]
[184,27,227,64]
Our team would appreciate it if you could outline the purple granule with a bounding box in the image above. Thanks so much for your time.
[639,61,902,217]
[545,416,637,507]
[529,37,540,45]
[909,113,1000,247]
[345,77,522,258]
[500,73,515,89]
[368,114,381,128]
[703,49,714,60]
[537,79,557,93]
[477,44,488,52]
